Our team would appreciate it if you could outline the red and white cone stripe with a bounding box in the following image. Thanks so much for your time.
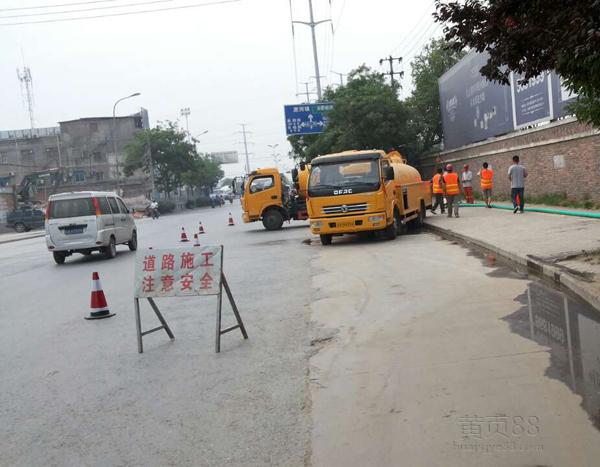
[85,271,115,320]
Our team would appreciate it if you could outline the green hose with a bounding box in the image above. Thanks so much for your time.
[459,202,600,219]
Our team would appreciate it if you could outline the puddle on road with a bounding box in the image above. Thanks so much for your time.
[503,282,600,431]
[463,239,600,431]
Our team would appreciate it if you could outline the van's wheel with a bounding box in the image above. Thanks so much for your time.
[385,211,400,240]
[128,231,138,251]
[262,209,284,231]
[53,252,66,264]
[104,236,117,259]
[14,222,26,233]
[320,234,332,245]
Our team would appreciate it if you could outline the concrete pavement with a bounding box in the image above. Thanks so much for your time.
[3,204,600,466]
[424,204,600,311]
[0,205,311,467]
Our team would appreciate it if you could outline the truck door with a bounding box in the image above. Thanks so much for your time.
[381,160,397,213]
[247,175,277,218]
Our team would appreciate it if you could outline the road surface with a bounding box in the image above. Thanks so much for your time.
[2,204,600,466]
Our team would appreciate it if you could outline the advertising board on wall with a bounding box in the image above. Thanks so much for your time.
[439,52,579,150]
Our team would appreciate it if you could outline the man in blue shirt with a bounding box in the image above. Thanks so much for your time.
[508,155,528,214]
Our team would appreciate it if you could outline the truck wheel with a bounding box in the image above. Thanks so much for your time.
[128,231,138,251]
[320,234,332,245]
[14,222,26,233]
[103,237,117,259]
[53,252,66,265]
[385,211,400,240]
[262,210,284,231]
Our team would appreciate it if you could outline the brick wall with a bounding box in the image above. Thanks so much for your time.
[419,117,600,201]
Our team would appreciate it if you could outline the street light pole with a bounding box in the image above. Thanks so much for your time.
[112,92,141,194]
[180,107,191,140]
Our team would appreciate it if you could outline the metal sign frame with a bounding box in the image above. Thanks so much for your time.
[133,246,248,353]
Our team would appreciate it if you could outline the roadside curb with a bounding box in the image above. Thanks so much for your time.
[0,231,45,245]
[424,221,600,311]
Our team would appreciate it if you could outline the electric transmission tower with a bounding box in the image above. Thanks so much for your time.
[17,66,35,129]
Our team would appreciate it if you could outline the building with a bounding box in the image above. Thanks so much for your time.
[0,109,151,222]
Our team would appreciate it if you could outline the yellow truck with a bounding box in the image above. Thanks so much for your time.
[238,167,309,230]
[299,149,431,245]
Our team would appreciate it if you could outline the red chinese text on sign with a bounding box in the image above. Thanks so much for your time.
[143,255,156,272]
[161,254,175,271]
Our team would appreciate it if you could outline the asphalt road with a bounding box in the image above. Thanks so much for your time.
[2,205,600,466]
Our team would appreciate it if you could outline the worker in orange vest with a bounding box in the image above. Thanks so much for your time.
[478,162,494,208]
[430,167,445,214]
[443,163,461,218]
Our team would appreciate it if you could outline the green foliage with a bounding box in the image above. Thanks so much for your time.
[406,39,466,154]
[289,65,410,163]
[124,122,223,194]
[157,200,175,213]
[182,156,224,191]
[435,0,600,127]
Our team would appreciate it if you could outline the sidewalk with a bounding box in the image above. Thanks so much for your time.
[0,229,45,245]
[424,204,600,310]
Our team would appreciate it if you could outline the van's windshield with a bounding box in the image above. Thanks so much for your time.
[49,198,95,219]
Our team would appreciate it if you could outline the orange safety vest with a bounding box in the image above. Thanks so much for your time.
[480,168,494,189]
[443,172,460,195]
[432,173,443,194]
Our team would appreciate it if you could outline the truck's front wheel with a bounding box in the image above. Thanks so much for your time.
[320,234,332,245]
[262,209,284,231]
[384,211,400,240]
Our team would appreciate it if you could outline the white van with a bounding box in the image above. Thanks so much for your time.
[45,191,137,264]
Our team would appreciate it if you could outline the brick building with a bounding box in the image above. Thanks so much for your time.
[0,109,151,217]
[419,117,600,202]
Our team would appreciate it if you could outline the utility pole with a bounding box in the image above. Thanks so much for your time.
[180,107,191,140]
[240,124,251,174]
[331,71,346,86]
[297,81,314,103]
[379,55,404,88]
[292,0,331,100]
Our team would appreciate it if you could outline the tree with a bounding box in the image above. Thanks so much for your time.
[434,0,600,126]
[182,156,224,192]
[124,122,196,195]
[288,65,411,162]
[406,38,465,155]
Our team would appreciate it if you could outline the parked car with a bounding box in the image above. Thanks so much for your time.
[6,207,45,232]
[45,191,137,264]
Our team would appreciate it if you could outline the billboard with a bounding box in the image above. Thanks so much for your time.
[439,51,514,150]
[209,151,239,164]
[284,102,334,136]
[439,52,579,149]
[511,71,554,129]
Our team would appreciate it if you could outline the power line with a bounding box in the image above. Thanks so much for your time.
[0,0,174,19]
[389,0,436,55]
[0,0,121,12]
[288,0,300,95]
[0,0,240,26]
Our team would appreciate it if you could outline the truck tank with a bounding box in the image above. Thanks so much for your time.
[388,154,423,185]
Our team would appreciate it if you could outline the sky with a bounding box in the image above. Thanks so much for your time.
[0,0,442,178]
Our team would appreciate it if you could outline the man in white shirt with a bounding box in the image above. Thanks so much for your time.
[461,164,474,204]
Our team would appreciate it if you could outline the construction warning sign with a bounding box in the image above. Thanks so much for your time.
[134,246,222,298]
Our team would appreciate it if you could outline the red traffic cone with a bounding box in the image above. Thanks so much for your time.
[180,227,190,242]
[85,272,115,320]
[193,233,201,247]
[228,212,235,226]
[198,222,205,234]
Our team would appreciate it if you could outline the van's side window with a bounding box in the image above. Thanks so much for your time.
[107,197,119,214]
[117,199,129,214]
[97,196,111,214]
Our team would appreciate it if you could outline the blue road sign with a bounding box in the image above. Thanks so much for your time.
[284,102,334,136]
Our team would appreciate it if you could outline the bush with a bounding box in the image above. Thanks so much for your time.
[195,196,212,207]
[158,200,175,214]
[185,200,195,209]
